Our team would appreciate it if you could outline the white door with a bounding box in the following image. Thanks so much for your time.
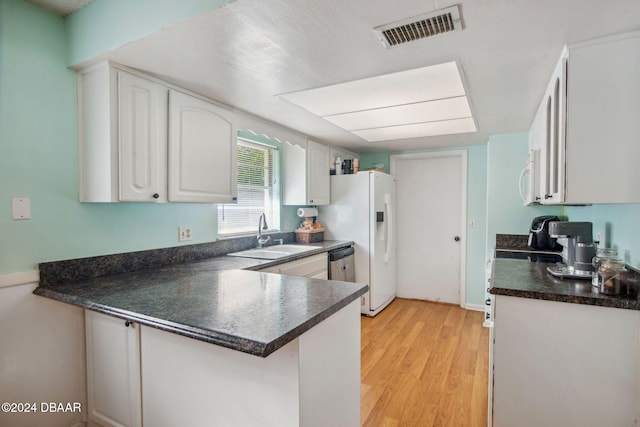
[168,90,237,203]
[391,151,466,305]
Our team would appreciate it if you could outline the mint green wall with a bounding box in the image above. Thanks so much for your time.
[359,153,390,173]
[565,204,640,270]
[0,0,294,275]
[485,132,640,271]
[363,146,488,307]
[485,133,564,258]
[66,0,233,65]
[465,145,488,306]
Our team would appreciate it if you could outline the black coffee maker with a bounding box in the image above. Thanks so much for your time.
[528,216,562,250]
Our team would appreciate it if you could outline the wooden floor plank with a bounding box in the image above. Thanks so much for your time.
[361,298,489,427]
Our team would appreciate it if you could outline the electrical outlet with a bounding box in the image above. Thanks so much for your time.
[179,227,192,242]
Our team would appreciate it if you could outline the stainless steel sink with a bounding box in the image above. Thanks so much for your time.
[227,244,322,260]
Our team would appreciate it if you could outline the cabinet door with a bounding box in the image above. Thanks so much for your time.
[540,53,567,204]
[168,90,237,203]
[85,310,141,427]
[282,142,308,205]
[118,72,168,202]
[565,33,640,203]
[306,140,330,205]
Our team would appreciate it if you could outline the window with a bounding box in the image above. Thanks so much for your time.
[217,137,280,236]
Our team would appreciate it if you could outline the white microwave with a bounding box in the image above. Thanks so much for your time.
[519,149,540,205]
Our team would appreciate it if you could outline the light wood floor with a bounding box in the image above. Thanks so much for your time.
[361,298,489,427]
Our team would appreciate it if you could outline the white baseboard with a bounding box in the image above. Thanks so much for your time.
[464,303,484,312]
[0,270,40,288]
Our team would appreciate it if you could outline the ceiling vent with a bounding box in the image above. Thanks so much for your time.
[374,5,463,48]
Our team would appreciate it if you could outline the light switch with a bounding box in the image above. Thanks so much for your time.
[12,197,31,220]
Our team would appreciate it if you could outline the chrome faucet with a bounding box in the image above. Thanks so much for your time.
[257,213,270,248]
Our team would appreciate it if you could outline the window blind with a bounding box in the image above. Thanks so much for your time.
[218,140,279,235]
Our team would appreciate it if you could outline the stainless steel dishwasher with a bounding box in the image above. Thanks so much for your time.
[328,246,356,282]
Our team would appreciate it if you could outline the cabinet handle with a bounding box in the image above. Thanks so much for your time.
[152,193,160,199]
[232,197,237,201]
[485,298,492,306]
[545,194,552,199]
[454,236,460,242]
[309,200,314,203]
[124,320,133,327]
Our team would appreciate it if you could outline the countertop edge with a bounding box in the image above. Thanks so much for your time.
[491,287,640,310]
[34,283,368,357]
[490,258,640,311]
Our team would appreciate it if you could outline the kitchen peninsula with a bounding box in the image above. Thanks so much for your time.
[34,240,366,427]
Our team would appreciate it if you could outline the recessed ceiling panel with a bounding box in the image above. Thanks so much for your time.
[278,61,476,142]
[351,118,477,142]
[323,96,472,131]
[279,61,465,117]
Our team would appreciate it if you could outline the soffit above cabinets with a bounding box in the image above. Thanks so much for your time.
[278,61,477,143]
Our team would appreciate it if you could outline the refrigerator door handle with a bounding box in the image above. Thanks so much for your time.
[384,194,393,263]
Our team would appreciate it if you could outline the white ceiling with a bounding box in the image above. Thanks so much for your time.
[31,0,640,153]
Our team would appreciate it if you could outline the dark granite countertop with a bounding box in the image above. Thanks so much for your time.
[490,258,640,311]
[34,240,368,357]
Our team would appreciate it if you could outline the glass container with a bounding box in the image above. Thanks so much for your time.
[597,258,627,296]
[592,248,618,287]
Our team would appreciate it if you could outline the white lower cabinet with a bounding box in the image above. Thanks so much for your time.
[85,300,359,427]
[85,310,142,427]
[491,296,640,427]
[259,253,328,279]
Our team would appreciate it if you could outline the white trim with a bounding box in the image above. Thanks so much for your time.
[464,303,484,312]
[389,150,468,309]
[0,270,40,288]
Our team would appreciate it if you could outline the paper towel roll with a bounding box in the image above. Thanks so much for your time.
[297,207,318,218]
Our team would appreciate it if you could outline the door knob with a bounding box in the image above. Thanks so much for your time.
[454,236,460,242]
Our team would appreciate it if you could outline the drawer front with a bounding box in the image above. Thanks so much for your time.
[258,253,328,278]
[278,254,327,277]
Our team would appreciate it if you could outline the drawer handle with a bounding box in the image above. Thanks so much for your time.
[485,298,492,306]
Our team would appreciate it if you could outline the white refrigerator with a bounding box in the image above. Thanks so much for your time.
[319,171,396,317]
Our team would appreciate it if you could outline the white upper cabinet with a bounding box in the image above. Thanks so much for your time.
[168,90,237,203]
[283,139,330,205]
[306,140,331,205]
[78,61,237,203]
[534,32,640,204]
